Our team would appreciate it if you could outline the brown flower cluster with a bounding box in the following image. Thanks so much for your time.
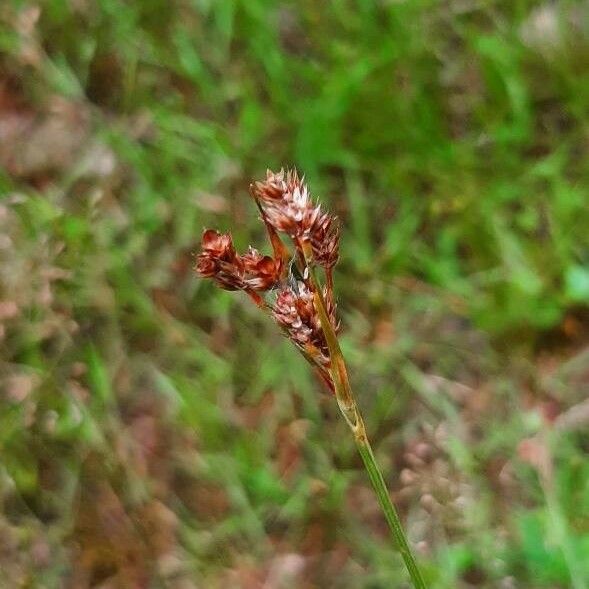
[273,283,328,365]
[251,169,339,269]
[196,169,340,392]
[196,229,280,293]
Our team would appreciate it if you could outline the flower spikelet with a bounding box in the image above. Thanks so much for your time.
[252,169,322,240]
[272,283,330,366]
[310,211,339,269]
[196,229,280,292]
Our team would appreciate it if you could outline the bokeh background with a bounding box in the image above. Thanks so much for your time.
[1,1,589,587]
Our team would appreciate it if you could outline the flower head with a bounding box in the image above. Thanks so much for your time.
[272,283,330,366]
[252,169,322,240]
[310,211,340,269]
[195,230,280,292]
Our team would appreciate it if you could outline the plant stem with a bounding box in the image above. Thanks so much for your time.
[355,421,427,589]
[303,244,426,588]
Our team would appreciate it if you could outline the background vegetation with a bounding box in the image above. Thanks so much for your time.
[1,1,588,587]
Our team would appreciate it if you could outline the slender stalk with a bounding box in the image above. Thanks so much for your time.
[355,429,427,589]
[303,243,426,589]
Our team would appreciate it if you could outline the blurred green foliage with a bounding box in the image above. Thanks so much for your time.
[1,0,588,587]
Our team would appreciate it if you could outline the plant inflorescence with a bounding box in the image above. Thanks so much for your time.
[196,169,426,588]
[196,169,340,393]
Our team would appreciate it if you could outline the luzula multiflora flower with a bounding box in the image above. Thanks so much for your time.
[195,169,427,589]
[196,169,340,391]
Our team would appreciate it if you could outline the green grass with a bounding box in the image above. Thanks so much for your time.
[1,0,588,587]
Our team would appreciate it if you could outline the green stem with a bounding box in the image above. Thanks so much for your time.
[355,428,427,589]
[302,244,426,588]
